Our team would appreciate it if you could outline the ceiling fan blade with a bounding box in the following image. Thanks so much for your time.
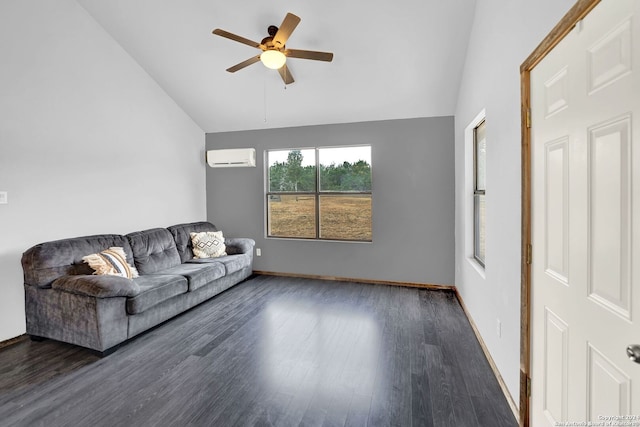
[273,13,301,48]
[226,55,261,73]
[278,64,295,85]
[212,29,261,49]
[285,49,334,62]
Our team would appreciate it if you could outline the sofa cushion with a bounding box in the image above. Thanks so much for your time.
[52,274,140,298]
[22,234,134,288]
[126,228,181,275]
[156,263,226,292]
[127,275,188,315]
[188,253,250,275]
[167,221,218,263]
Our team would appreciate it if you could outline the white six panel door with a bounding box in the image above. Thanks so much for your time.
[531,0,639,424]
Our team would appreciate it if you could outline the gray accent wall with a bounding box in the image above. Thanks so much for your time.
[206,117,454,285]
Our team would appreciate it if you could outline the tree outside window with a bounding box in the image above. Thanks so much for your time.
[267,146,372,241]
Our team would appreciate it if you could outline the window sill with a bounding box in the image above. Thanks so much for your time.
[467,257,486,279]
[265,236,373,244]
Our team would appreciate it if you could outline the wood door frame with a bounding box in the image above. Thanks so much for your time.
[519,1,601,426]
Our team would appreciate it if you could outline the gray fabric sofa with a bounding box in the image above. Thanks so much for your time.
[21,221,254,355]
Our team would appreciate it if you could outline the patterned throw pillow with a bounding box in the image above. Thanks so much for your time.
[190,231,227,258]
[82,247,139,279]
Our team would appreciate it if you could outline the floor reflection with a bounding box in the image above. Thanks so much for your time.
[261,298,381,401]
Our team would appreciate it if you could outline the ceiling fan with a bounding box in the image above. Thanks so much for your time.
[212,13,334,85]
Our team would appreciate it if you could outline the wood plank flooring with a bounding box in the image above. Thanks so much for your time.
[0,275,517,426]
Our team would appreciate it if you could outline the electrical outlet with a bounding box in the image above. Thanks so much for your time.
[256,248,261,257]
[496,319,502,338]
[0,191,7,204]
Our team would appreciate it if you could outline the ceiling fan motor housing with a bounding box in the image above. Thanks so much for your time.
[260,36,279,50]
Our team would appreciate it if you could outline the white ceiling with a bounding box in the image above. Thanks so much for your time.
[77,0,476,133]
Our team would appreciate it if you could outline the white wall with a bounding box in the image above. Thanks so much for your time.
[454,0,575,404]
[0,1,205,342]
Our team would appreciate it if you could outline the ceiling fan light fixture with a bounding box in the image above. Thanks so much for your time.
[260,50,286,69]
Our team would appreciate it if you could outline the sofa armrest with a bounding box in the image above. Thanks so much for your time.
[225,238,255,255]
[52,275,140,298]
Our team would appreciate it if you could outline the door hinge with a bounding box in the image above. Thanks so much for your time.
[527,377,532,397]
[526,108,532,129]
[526,244,532,265]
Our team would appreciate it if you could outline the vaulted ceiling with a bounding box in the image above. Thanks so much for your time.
[77,0,476,133]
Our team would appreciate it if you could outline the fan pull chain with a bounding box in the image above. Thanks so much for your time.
[263,70,268,123]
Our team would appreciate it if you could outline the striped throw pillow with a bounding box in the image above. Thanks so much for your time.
[83,247,139,279]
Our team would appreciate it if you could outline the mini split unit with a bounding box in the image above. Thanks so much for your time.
[206,148,256,168]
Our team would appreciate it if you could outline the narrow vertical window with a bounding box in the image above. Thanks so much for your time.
[473,120,486,266]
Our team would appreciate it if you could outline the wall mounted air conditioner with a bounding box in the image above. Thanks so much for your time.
[206,148,256,168]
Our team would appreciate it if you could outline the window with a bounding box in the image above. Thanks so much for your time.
[266,146,372,241]
[473,120,486,266]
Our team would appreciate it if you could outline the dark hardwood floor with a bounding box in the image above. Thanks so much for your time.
[0,275,517,427]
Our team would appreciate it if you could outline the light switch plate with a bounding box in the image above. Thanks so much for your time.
[0,192,7,204]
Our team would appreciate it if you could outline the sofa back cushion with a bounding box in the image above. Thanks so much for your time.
[22,234,133,288]
[126,228,181,274]
[167,221,217,263]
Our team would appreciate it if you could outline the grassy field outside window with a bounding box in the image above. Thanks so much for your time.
[266,146,372,241]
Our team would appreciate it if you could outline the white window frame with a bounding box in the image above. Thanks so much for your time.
[465,109,486,276]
